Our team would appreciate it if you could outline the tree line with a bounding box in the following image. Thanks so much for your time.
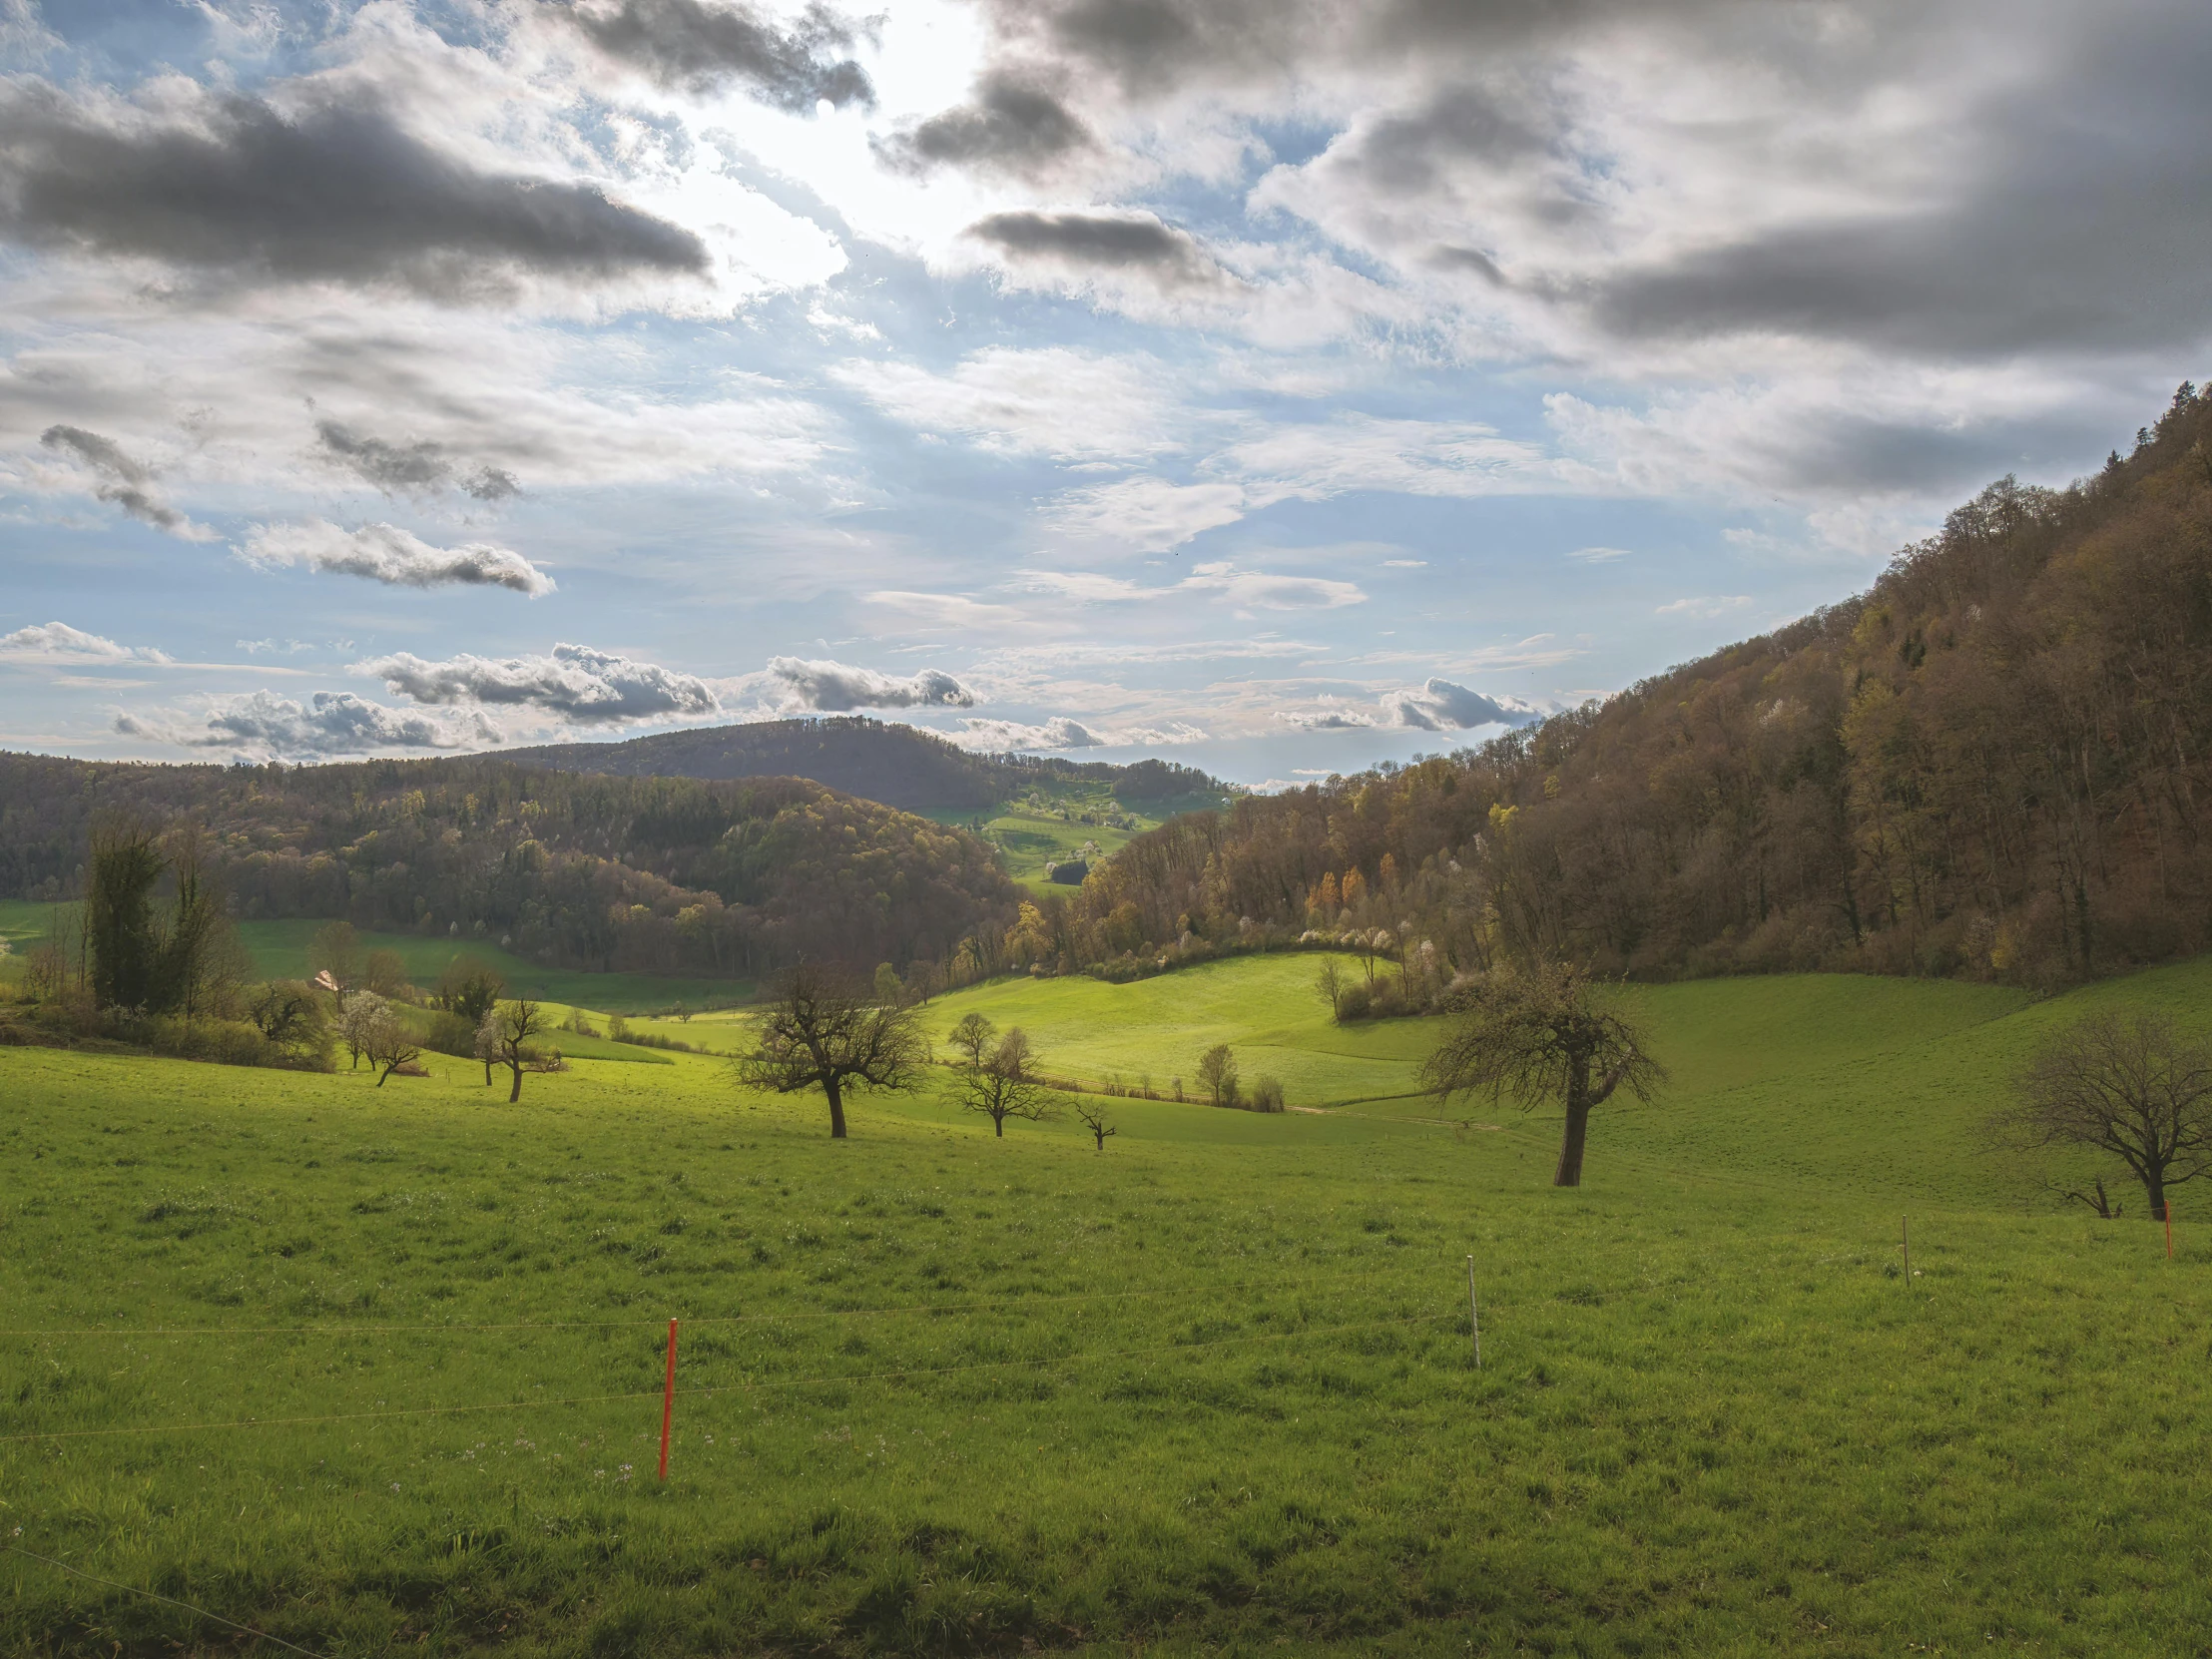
[1003,385,2212,992]
[0,758,1021,979]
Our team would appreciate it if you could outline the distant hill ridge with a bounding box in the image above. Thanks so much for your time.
[500,717,1227,811]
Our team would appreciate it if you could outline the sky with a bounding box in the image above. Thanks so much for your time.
[2,0,2208,788]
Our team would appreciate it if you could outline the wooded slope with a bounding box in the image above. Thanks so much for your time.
[1042,384,2212,986]
[503,716,1223,810]
[0,756,1019,977]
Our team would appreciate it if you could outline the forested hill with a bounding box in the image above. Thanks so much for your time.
[0,755,1019,978]
[502,717,1225,810]
[1028,384,2212,989]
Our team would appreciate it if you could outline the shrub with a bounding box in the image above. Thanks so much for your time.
[1249,1076,1286,1113]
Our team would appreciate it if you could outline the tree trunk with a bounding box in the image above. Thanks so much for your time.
[508,1059,523,1104]
[1552,1097,1591,1186]
[1554,1061,1593,1187]
[2141,1165,2166,1222]
[994,1115,1005,1137]
[825,1075,847,1139]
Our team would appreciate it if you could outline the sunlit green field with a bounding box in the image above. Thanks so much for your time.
[4,957,2210,1656]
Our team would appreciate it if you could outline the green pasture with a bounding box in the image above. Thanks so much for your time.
[916,778,1223,894]
[4,957,2211,1656]
[0,904,746,1011]
[233,920,748,1014]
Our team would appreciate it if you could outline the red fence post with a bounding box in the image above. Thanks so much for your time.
[659,1318,679,1479]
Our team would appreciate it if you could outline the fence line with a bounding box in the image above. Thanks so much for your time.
[0,1312,1449,1446]
[2,1543,329,1659]
[0,1267,1421,1341]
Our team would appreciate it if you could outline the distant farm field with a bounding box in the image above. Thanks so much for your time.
[4,956,2210,1656]
[0,904,750,1010]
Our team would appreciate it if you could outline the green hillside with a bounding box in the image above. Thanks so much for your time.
[3,956,2208,1656]
[234,918,749,1014]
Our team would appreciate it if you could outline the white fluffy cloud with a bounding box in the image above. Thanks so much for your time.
[767,657,977,711]
[0,621,170,663]
[117,690,497,757]
[354,644,720,724]
[954,716,1107,751]
[242,520,556,595]
[1278,678,1540,734]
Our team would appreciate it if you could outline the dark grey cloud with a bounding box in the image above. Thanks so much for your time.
[38,423,207,537]
[769,656,978,711]
[0,80,708,299]
[315,420,521,502]
[356,644,722,724]
[975,0,1771,102]
[873,71,1091,176]
[966,210,1224,286]
[118,690,497,757]
[241,520,555,595]
[1587,12,2212,357]
[568,0,875,109]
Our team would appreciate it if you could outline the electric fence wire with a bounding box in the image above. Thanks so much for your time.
[1,1544,329,1659]
[0,1265,1431,1340]
[0,1311,1451,1445]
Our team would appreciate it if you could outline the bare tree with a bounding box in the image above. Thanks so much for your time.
[1074,1100,1117,1150]
[1419,962,1664,1188]
[1994,1011,2212,1220]
[1196,1042,1240,1109]
[489,999,548,1103]
[361,1006,422,1086]
[734,964,927,1138]
[1315,956,1348,1020]
[955,1023,1053,1137]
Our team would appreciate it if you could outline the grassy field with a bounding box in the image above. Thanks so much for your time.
[918,781,1225,894]
[0,904,746,1012]
[4,958,2210,1656]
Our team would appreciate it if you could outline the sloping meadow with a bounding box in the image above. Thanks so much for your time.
[3,955,2208,1655]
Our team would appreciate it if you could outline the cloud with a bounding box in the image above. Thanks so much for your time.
[1221,415,1574,506]
[767,656,978,711]
[117,690,497,758]
[566,0,875,109]
[864,591,1028,630]
[954,715,1106,751]
[831,347,1186,460]
[1022,562,1366,610]
[1656,595,1754,619]
[315,420,520,502]
[1279,678,1541,733]
[1384,678,1541,732]
[965,210,1228,288]
[873,71,1091,177]
[37,424,213,539]
[1568,546,1629,562]
[353,644,721,725]
[241,520,556,596]
[1277,707,1377,731]
[0,78,708,301]
[0,621,171,664]
[1046,476,1248,550]
[1184,562,1366,610]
